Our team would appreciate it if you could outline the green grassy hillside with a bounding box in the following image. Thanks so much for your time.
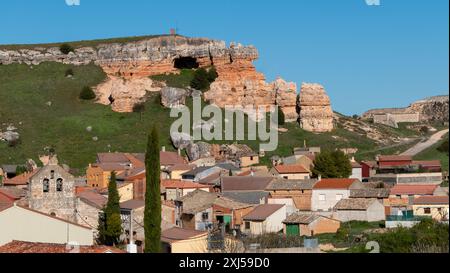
[0,62,428,174]
[414,133,449,172]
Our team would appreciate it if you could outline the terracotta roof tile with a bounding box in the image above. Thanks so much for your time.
[378,155,412,162]
[161,179,210,189]
[334,198,379,210]
[2,169,39,186]
[221,176,274,191]
[413,196,449,205]
[274,164,310,174]
[161,227,207,244]
[313,179,359,190]
[160,151,186,166]
[390,184,438,195]
[243,204,284,221]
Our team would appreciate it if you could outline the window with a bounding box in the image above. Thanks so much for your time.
[50,170,55,179]
[202,212,209,221]
[56,178,63,192]
[283,176,289,179]
[245,221,250,230]
[424,208,431,214]
[43,179,50,193]
[250,156,254,161]
[336,194,343,201]
[319,194,326,201]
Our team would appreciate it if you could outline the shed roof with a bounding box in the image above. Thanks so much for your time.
[243,204,284,221]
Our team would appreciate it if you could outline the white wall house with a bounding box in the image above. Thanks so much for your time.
[311,179,364,212]
[350,162,363,181]
[0,204,94,246]
[333,198,386,222]
[242,204,286,235]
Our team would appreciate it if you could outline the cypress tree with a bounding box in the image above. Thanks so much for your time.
[144,125,162,253]
[103,171,122,246]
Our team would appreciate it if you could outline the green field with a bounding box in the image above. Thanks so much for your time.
[0,62,432,175]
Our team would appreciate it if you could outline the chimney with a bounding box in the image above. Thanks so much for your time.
[318,175,322,181]
[177,148,181,156]
[162,146,166,152]
[250,169,255,177]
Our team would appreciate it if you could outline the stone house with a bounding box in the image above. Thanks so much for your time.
[242,204,286,235]
[220,144,259,168]
[350,161,363,181]
[28,157,77,222]
[270,164,311,180]
[412,196,449,221]
[311,178,364,212]
[265,179,317,211]
[175,190,253,232]
[283,213,340,236]
[75,190,107,230]
[278,154,315,172]
[333,198,386,222]
[162,179,211,201]
[165,164,196,180]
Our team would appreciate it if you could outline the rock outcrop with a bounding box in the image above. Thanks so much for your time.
[362,95,449,123]
[160,87,188,108]
[0,36,299,119]
[298,83,334,132]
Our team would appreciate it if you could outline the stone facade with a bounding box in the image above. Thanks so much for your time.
[28,156,76,222]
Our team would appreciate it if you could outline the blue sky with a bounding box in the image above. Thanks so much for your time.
[0,0,448,115]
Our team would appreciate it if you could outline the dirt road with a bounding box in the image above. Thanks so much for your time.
[401,129,449,156]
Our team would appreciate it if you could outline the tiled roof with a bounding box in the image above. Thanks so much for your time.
[283,213,337,224]
[215,163,241,171]
[378,155,412,162]
[361,161,378,168]
[390,184,438,195]
[274,164,310,174]
[161,227,207,244]
[351,162,362,168]
[197,172,222,186]
[313,179,359,190]
[181,166,214,176]
[161,179,210,189]
[213,196,253,210]
[221,176,274,192]
[334,198,379,210]
[2,169,39,186]
[413,196,449,205]
[266,179,317,191]
[177,190,219,214]
[120,199,145,210]
[221,191,269,205]
[350,188,390,198]
[243,204,284,221]
[167,164,196,172]
[412,160,442,167]
[77,190,107,209]
[160,151,186,166]
[92,162,129,172]
[0,187,25,200]
[0,241,126,253]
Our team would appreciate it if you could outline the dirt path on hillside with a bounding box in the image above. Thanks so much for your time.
[401,129,449,156]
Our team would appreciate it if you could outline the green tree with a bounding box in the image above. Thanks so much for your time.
[144,125,162,253]
[15,165,28,176]
[207,66,218,83]
[79,86,96,100]
[133,102,146,121]
[312,150,352,178]
[102,171,122,246]
[277,107,285,126]
[190,68,210,91]
[437,139,449,155]
[60,43,75,55]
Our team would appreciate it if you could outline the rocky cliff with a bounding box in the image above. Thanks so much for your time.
[298,83,334,132]
[0,35,332,132]
[362,95,449,123]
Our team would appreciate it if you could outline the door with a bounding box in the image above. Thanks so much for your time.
[286,224,299,236]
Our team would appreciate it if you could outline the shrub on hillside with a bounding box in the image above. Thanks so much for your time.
[207,66,218,83]
[437,139,449,155]
[190,68,210,91]
[79,86,96,100]
[312,150,352,178]
[60,43,75,55]
[65,68,74,77]
[277,106,285,126]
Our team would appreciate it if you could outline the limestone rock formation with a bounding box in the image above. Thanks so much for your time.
[94,77,162,112]
[186,142,212,161]
[298,83,334,132]
[170,132,192,150]
[362,95,449,123]
[160,87,188,108]
[0,36,298,119]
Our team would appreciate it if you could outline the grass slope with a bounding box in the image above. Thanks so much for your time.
[0,62,426,174]
[414,133,449,172]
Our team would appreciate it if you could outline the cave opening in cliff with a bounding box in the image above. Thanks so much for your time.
[174,57,199,69]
